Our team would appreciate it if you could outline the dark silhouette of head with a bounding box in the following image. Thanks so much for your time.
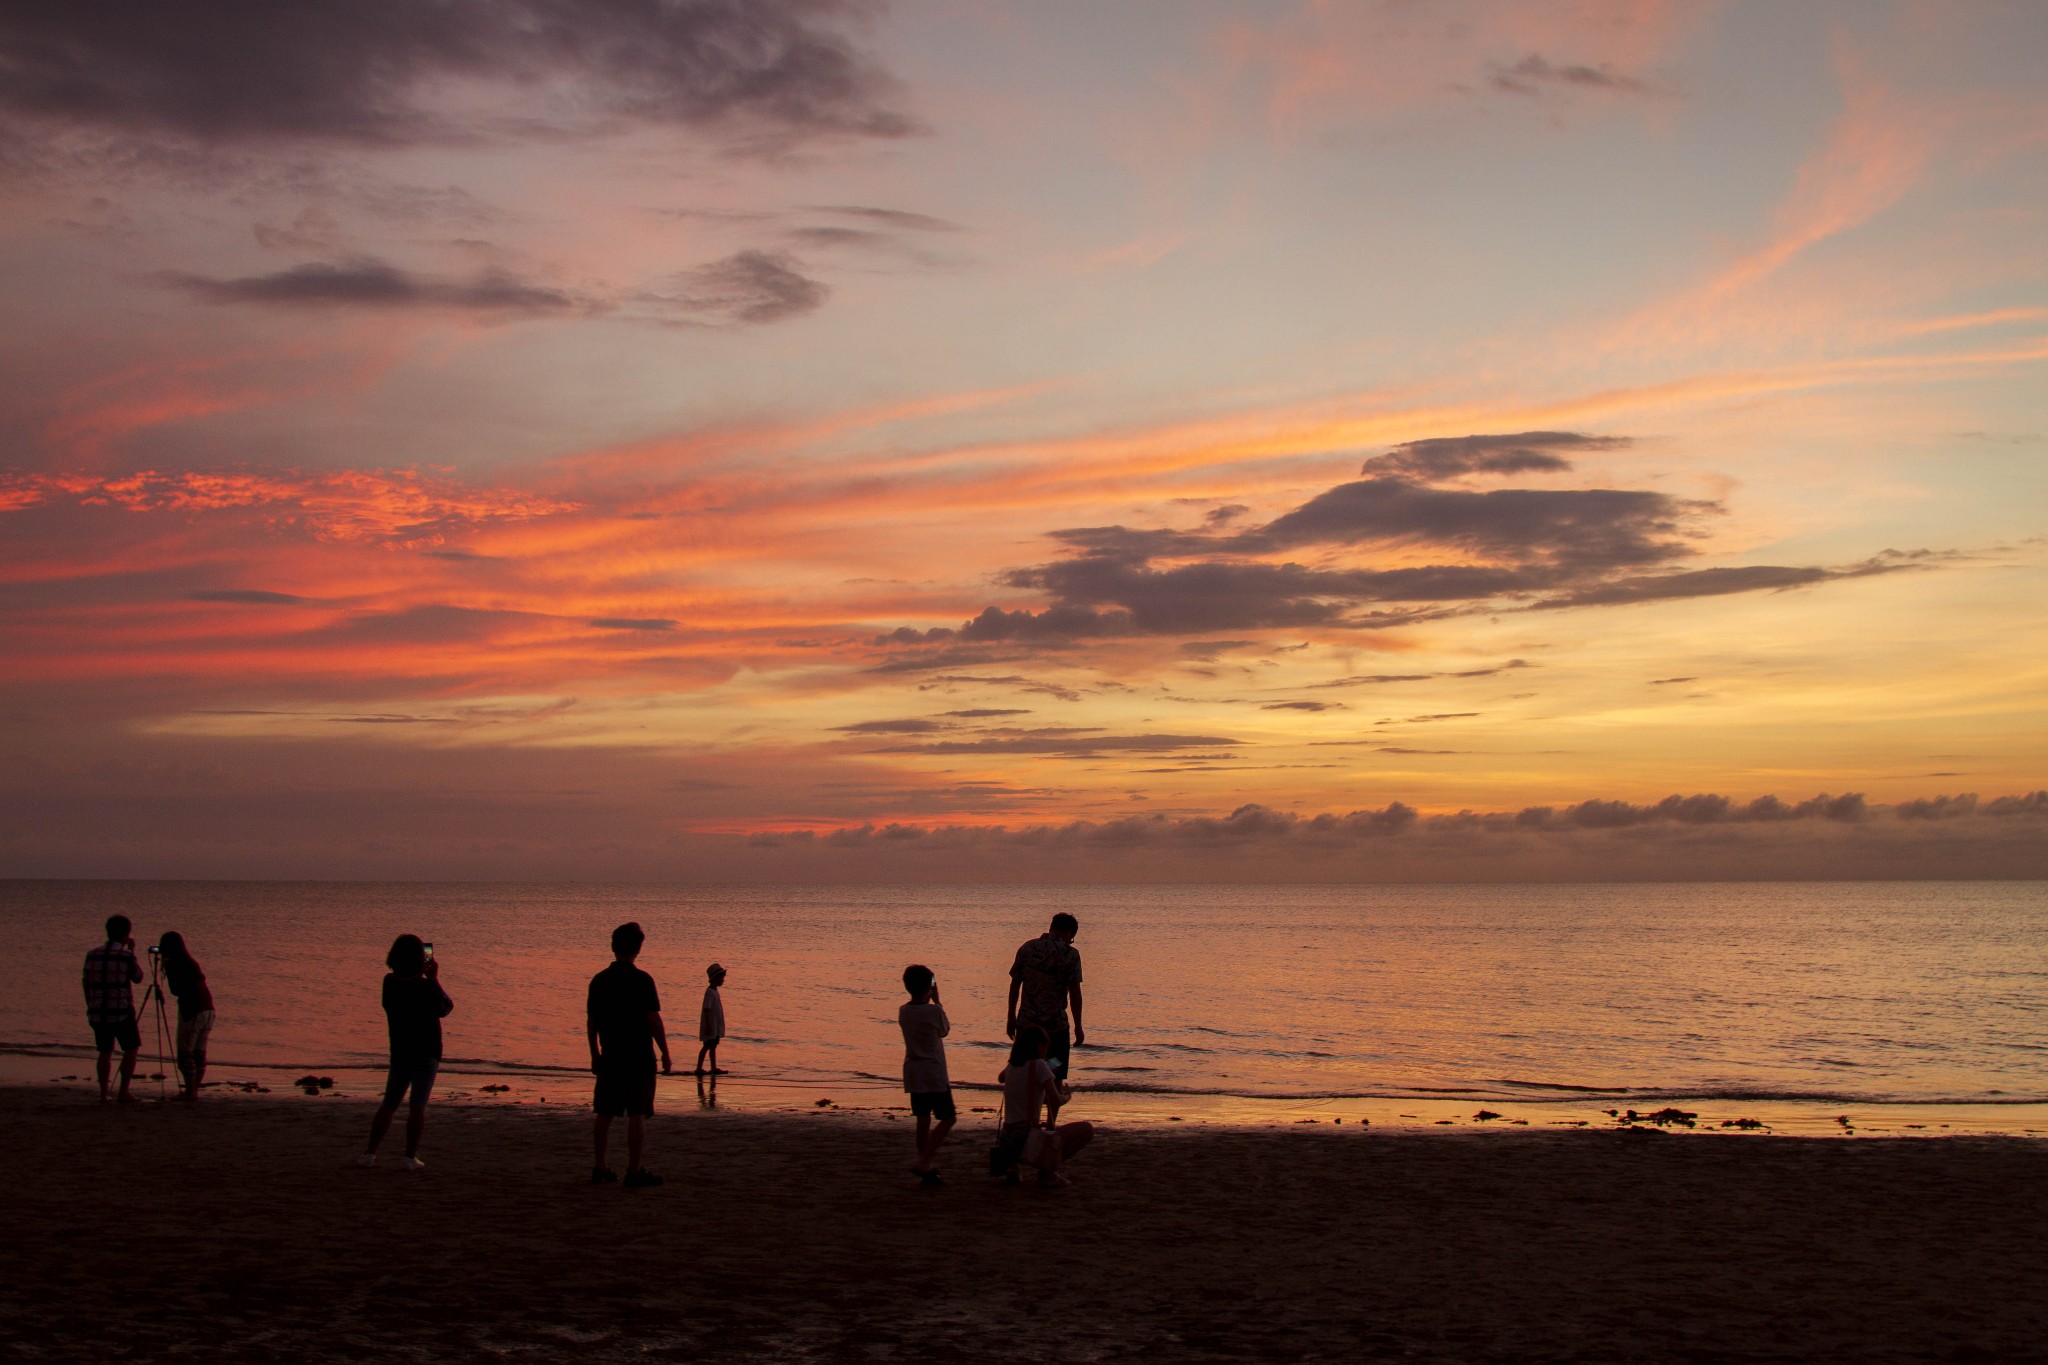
[707,962,726,982]
[157,930,191,967]
[105,914,131,942]
[1010,1024,1049,1066]
[611,921,645,959]
[1049,912,1078,941]
[902,963,934,998]
[386,933,426,976]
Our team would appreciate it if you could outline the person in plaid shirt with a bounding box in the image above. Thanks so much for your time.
[83,914,144,1103]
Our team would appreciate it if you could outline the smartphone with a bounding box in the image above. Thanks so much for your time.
[423,943,434,960]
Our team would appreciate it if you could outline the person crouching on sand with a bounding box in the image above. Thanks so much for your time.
[998,1024,1093,1187]
[156,931,214,1102]
[694,962,727,1075]
[588,921,672,1188]
[358,934,452,1171]
[898,964,954,1187]
[83,913,144,1103]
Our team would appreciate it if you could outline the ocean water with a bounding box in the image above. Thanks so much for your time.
[5,880,2045,1125]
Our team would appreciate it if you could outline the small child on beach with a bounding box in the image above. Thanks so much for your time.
[898,964,953,1186]
[694,963,727,1076]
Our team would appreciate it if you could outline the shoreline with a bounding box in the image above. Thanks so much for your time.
[8,1047,2045,1139]
[5,1083,2046,1362]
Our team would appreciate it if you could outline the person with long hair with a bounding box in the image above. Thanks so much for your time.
[155,931,214,1102]
[997,1024,1093,1187]
[356,934,452,1171]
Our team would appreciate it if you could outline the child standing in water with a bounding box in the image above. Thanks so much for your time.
[695,962,727,1075]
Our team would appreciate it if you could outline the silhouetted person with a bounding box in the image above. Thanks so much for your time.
[83,914,143,1103]
[694,961,727,1075]
[358,935,451,1170]
[156,931,214,1102]
[898,964,953,1186]
[589,921,671,1187]
[1006,912,1085,1080]
[998,1024,1093,1187]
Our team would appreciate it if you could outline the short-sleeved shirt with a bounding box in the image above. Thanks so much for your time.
[588,962,662,1074]
[898,1001,950,1093]
[700,984,725,1041]
[83,942,143,1024]
[383,974,453,1065]
[1000,1058,1059,1125]
[1009,934,1082,1028]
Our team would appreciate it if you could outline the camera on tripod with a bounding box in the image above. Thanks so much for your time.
[148,945,161,958]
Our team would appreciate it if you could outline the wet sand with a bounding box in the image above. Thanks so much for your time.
[2,1085,2043,1363]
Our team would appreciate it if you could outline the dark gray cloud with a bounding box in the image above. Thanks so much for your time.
[940,708,1030,718]
[832,718,946,734]
[163,257,580,313]
[811,205,961,232]
[1358,431,1625,481]
[639,249,828,324]
[188,589,307,605]
[879,430,1927,647]
[0,0,912,150]
[178,248,832,322]
[875,729,1239,757]
[589,617,677,631]
[1490,55,1651,98]
[1262,700,1343,712]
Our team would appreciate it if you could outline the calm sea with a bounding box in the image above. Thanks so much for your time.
[4,881,2045,1125]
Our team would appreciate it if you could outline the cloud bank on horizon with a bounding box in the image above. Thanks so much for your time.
[1,1,2043,880]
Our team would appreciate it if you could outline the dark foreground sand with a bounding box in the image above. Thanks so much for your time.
[3,1087,2044,1363]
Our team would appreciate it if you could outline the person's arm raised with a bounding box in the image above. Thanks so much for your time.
[426,956,452,1014]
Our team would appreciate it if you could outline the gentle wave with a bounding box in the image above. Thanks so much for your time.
[10,1044,2045,1107]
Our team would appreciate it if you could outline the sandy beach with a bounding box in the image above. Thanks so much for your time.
[2,1086,2043,1363]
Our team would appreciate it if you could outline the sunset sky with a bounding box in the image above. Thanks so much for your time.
[2,1,2043,880]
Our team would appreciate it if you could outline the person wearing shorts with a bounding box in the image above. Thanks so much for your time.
[157,931,214,1101]
[83,914,144,1103]
[587,921,671,1188]
[357,934,452,1171]
[899,964,954,1186]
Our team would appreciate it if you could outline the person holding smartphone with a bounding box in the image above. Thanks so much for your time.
[357,934,451,1171]
[898,964,953,1187]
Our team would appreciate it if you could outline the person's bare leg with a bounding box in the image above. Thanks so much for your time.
[920,1117,955,1170]
[366,1101,398,1153]
[593,1114,613,1169]
[626,1114,646,1172]
[913,1111,932,1170]
[693,1042,709,1075]
[708,1041,724,1074]
[404,1103,427,1159]
[116,1048,137,1101]
[192,1049,207,1098]
[96,1048,113,1101]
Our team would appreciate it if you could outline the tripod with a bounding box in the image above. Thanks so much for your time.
[139,950,175,1102]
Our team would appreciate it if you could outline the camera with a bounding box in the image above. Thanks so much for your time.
[147,945,160,957]
[423,943,434,960]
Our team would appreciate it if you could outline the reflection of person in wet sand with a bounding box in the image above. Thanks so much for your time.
[998,1024,1093,1187]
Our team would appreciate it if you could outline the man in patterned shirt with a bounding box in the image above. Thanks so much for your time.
[1006,913,1085,1081]
[83,914,144,1103]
